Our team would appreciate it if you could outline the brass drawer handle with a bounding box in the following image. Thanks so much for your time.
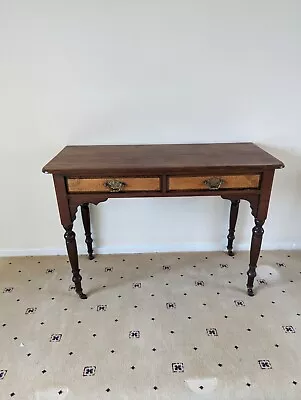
[104,179,127,192]
[203,177,225,190]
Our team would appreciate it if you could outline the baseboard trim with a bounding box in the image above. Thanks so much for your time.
[0,241,300,257]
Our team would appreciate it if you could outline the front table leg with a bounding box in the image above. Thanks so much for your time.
[245,170,275,296]
[64,224,87,299]
[247,219,265,296]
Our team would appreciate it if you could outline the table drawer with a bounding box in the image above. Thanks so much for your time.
[67,177,161,193]
[168,174,260,191]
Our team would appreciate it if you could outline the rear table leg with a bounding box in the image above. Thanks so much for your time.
[81,203,94,260]
[227,200,240,256]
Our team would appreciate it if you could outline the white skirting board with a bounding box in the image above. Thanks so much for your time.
[0,241,299,257]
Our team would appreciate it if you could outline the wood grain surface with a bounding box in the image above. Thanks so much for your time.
[168,175,260,191]
[42,143,284,175]
[67,177,161,193]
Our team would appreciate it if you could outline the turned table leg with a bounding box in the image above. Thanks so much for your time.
[247,219,265,296]
[64,224,87,299]
[53,175,88,299]
[227,200,240,256]
[245,170,275,297]
[81,203,94,260]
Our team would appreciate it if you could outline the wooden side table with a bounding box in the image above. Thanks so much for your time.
[42,143,284,299]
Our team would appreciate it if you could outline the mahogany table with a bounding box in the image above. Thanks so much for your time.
[42,143,284,299]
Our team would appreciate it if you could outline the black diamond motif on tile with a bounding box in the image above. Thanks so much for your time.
[276,262,286,268]
[132,283,141,288]
[50,334,62,342]
[172,362,184,373]
[257,279,267,285]
[105,267,113,272]
[282,325,295,333]
[97,305,107,312]
[25,307,37,315]
[258,360,272,369]
[83,366,96,376]
[163,265,171,270]
[195,281,204,286]
[129,330,140,338]
[206,328,218,336]
[166,302,176,309]
[3,287,13,293]
[46,269,55,274]
[0,370,7,380]
[234,300,245,307]
[220,264,228,268]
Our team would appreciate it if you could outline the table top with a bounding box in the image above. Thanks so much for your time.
[42,142,284,175]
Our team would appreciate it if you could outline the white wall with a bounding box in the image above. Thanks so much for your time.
[0,0,300,256]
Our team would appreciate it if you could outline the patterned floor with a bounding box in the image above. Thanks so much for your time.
[0,250,301,400]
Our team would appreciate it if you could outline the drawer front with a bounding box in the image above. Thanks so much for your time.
[67,177,161,193]
[168,175,260,191]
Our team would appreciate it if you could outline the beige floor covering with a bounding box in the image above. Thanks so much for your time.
[0,250,301,400]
